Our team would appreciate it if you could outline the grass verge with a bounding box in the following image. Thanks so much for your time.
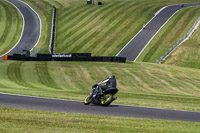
[0,107,200,133]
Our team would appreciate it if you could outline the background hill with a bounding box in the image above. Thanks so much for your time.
[22,0,200,68]
[1,0,200,68]
[136,6,200,69]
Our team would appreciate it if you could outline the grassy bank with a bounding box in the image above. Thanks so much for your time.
[22,0,200,56]
[0,60,200,111]
[136,6,200,63]
[0,1,23,56]
[2,0,200,66]
[163,23,200,69]
[0,107,200,133]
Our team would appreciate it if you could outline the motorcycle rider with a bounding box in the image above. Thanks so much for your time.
[97,75,117,95]
[84,75,118,105]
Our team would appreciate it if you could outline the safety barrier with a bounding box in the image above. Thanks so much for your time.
[156,16,200,64]
[49,6,56,54]
[6,53,126,63]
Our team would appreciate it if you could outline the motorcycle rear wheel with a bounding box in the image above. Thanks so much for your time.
[101,93,113,106]
[84,95,92,105]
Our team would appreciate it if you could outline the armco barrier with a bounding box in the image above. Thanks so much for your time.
[156,16,200,64]
[7,53,126,63]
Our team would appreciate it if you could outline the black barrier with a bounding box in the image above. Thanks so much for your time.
[52,53,91,57]
[37,54,52,58]
[37,53,91,58]
[7,53,126,63]
[98,2,102,5]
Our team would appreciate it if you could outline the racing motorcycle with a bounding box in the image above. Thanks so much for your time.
[84,75,118,106]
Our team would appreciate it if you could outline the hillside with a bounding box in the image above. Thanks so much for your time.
[136,6,200,69]
[1,0,200,67]
[164,26,200,69]
[22,0,200,57]
[0,60,200,111]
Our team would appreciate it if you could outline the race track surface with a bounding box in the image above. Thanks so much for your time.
[1,93,200,122]
[118,3,200,61]
[0,0,40,59]
[1,2,200,123]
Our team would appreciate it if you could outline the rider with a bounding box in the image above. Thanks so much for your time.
[97,75,117,95]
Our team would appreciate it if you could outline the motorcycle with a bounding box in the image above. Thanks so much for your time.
[84,83,118,106]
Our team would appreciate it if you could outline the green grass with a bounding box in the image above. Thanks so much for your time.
[135,5,200,69]
[21,0,53,53]
[19,0,200,69]
[1,0,200,130]
[22,0,200,56]
[2,0,200,65]
[21,0,87,54]
[163,22,200,69]
[136,6,200,63]
[1,107,200,133]
[54,0,157,56]
[0,60,200,111]
[0,1,23,56]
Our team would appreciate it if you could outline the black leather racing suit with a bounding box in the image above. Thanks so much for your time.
[97,75,117,95]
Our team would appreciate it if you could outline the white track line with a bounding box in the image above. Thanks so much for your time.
[134,7,179,61]
[20,0,41,52]
[0,0,25,58]
[134,4,200,61]
[116,4,199,61]
[116,6,164,57]
[0,92,82,103]
[0,0,41,58]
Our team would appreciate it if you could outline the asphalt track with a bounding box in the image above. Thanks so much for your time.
[117,3,200,61]
[1,2,200,122]
[0,0,41,59]
[1,93,200,122]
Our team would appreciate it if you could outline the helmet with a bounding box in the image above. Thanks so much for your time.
[109,75,115,79]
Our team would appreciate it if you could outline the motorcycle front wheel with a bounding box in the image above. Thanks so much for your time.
[101,93,113,106]
[84,95,92,105]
